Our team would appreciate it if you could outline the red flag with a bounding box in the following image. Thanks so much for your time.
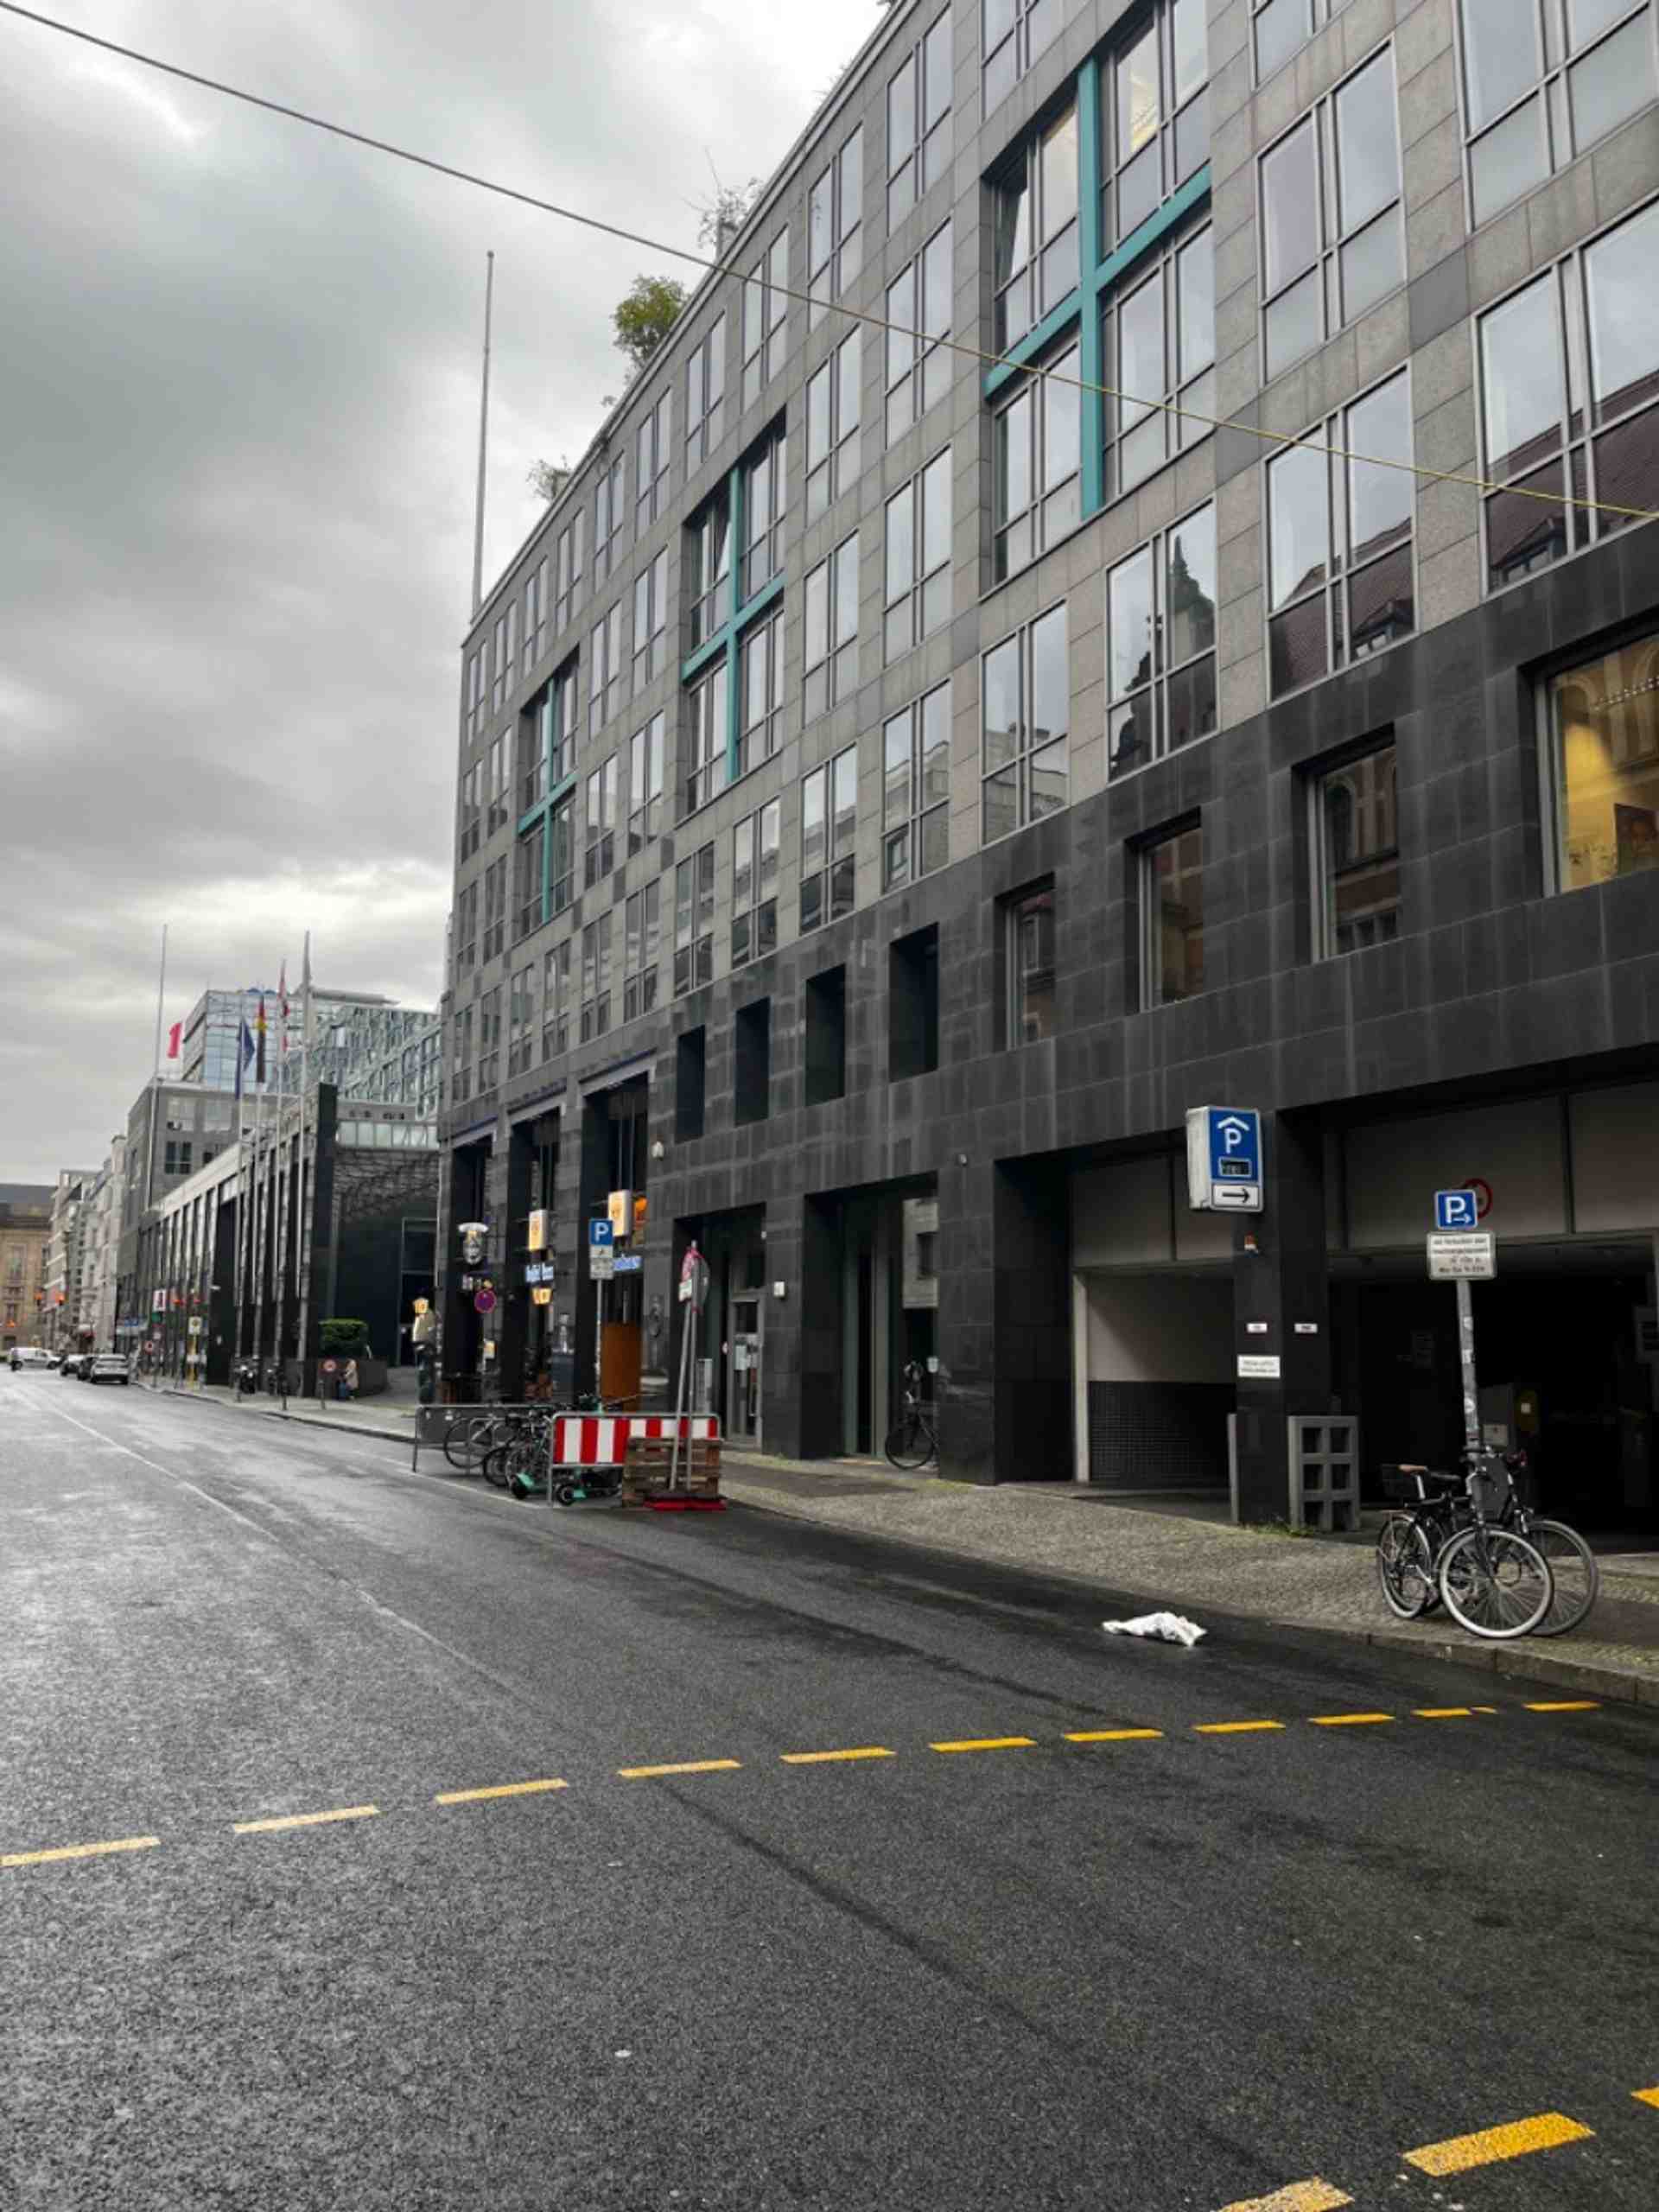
[166,1020,181,1059]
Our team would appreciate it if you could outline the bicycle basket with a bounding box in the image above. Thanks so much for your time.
[1378,1465,1429,1501]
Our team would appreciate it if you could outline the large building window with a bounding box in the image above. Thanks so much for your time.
[635,390,672,531]
[629,713,664,852]
[524,561,546,674]
[732,799,781,968]
[982,603,1068,842]
[994,342,1080,581]
[1461,0,1656,225]
[1106,221,1213,494]
[580,917,612,1043]
[589,603,622,736]
[632,550,669,693]
[888,12,953,230]
[1313,744,1400,955]
[514,830,542,942]
[804,534,859,721]
[541,941,570,1061]
[507,965,536,1077]
[594,451,626,582]
[809,127,864,327]
[459,761,482,861]
[481,856,506,962]
[685,315,726,472]
[1141,824,1204,1006]
[741,228,790,408]
[549,790,575,916]
[886,222,953,442]
[674,843,716,995]
[882,683,951,891]
[1105,0,1207,245]
[584,755,618,887]
[995,103,1078,353]
[1004,883,1056,1044]
[1548,634,1659,893]
[742,422,787,596]
[1478,201,1659,592]
[1267,372,1414,699]
[1106,502,1217,780]
[884,449,952,661]
[451,1006,474,1104]
[455,880,479,976]
[688,492,732,655]
[684,661,728,817]
[806,332,861,521]
[984,0,1059,111]
[478,986,502,1091]
[1254,0,1354,83]
[801,747,859,932]
[1260,47,1402,380]
[739,603,785,776]
[554,508,586,633]
[623,881,661,1020]
[486,734,510,835]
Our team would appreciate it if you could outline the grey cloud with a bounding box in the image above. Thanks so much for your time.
[1,1,880,1180]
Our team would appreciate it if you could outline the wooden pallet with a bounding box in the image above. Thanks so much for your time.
[619,1434,722,1505]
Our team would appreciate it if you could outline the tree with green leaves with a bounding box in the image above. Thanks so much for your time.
[613,273,688,378]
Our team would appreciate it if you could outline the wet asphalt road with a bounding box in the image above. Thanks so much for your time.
[2,1373,1655,2212]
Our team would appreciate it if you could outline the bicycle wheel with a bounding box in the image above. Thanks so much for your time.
[1376,1516,1435,1619]
[1522,1518,1599,1637]
[444,1414,494,1471]
[1437,1527,1553,1640]
[480,1442,513,1491]
[884,1411,934,1470]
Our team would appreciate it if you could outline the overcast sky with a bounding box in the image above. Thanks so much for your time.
[0,0,883,1183]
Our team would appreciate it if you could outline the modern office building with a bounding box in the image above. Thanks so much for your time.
[0,1184,53,1350]
[440,0,1659,1523]
[42,1169,99,1353]
[177,986,438,1109]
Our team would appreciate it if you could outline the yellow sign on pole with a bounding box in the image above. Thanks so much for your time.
[412,1298,429,1316]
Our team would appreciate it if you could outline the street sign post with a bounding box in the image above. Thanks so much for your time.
[1185,1107,1263,1211]
[1428,1215,1496,1459]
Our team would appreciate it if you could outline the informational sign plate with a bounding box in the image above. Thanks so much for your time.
[1427,1231,1495,1280]
[1236,1353,1282,1380]
[1186,1106,1263,1212]
[1433,1189,1480,1231]
[588,1217,614,1281]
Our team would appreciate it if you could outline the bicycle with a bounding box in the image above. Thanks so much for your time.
[884,1361,938,1471]
[1378,1446,1598,1638]
[1375,1448,1554,1640]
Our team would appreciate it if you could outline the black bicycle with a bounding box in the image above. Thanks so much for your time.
[1377,1446,1598,1637]
[884,1361,937,1471]
[1376,1448,1556,1640]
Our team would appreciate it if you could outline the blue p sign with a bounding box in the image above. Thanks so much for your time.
[1434,1189,1478,1230]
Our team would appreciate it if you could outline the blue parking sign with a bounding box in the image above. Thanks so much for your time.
[1185,1106,1263,1211]
[1434,1189,1479,1230]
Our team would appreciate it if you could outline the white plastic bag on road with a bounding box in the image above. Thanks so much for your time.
[1101,1611,1206,1647]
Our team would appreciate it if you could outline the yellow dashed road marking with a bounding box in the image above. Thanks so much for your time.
[617,1759,741,1779]
[1633,2087,1659,2109]
[929,1736,1037,1753]
[2,1834,160,1870]
[232,1805,379,1834]
[1217,2181,1352,2212]
[1195,1720,1284,1735]
[1308,1713,1394,1726]
[1065,1728,1164,1743]
[1414,1707,1473,1718]
[1525,1700,1599,1713]
[435,1778,568,1805]
[780,1747,895,1764]
[1404,2112,1594,2175]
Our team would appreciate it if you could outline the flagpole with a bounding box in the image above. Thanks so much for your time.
[151,923,168,1078]
[296,935,315,1386]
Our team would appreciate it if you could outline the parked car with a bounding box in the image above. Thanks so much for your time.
[8,1345,54,1370]
[58,1352,85,1378]
[86,1353,131,1386]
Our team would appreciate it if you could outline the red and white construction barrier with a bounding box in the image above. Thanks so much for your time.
[551,1413,720,1467]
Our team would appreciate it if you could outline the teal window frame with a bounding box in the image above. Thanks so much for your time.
[678,448,786,810]
[983,52,1211,524]
[512,668,582,938]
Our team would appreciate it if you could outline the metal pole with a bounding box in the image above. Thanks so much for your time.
[470,250,494,619]
[1456,1278,1481,1460]
[150,922,168,1078]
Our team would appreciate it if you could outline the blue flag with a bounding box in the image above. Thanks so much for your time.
[234,1018,255,1099]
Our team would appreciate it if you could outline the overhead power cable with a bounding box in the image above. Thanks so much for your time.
[3,0,1654,524]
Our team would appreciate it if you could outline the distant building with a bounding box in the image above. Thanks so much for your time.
[0,1183,53,1349]
[43,1169,99,1352]
[177,986,436,1107]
